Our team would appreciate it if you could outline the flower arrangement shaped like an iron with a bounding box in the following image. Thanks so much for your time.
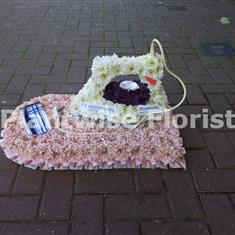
[0,39,187,170]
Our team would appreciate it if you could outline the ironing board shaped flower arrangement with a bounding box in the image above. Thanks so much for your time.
[0,39,187,170]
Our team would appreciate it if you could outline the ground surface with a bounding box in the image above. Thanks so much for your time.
[0,0,235,234]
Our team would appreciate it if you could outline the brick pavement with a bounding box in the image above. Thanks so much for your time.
[0,0,235,234]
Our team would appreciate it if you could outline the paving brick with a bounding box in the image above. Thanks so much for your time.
[51,61,70,76]
[39,172,73,220]
[173,36,191,48]
[225,68,235,82]
[12,167,45,195]
[0,170,15,194]
[207,68,233,83]
[75,170,134,194]
[89,47,105,59]
[164,170,203,220]
[1,52,22,60]
[167,5,187,11]
[0,67,15,84]
[118,37,133,48]
[105,32,117,41]
[168,94,187,105]
[186,85,207,104]
[228,132,235,148]
[233,105,235,111]
[168,54,188,69]
[206,94,232,114]
[217,57,234,68]
[105,222,139,235]
[29,75,63,84]
[16,66,50,76]
[180,127,205,149]
[193,169,235,192]
[133,41,148,55]
[172,68,192,78]
[0,196,39,221]
[46,83,83,94]
[105,47,134,56]
[184,75,214,84]
[71,195,103,235]
[24,46,43,60]
[135,169,163,193]
[186,150,215,169]
[75,41,90,53]
[0,95,20,106]
[57,53,88,61]
[141,222,209,235]
[22,84,45,101]
[0,85,5,94]
[106,195,169,221]
[175,105,212,117]
[5,75,29,94]
[230,194,235,206]
[0,149,17,171]
[162,76,182,93]
[226,93,235,104]
[0,222,69,235]
[55,46,74,54]
[203,132,235,167]
[68,67,87,83]
[0,58,4,66]
[71,60,90,68]
[187,59,209,75]
[166,47,194,55]
[201,84,235,93]
[11,41,30,53]
[200,56,219,67]
[201,194,235,234]
[37,53,56,67]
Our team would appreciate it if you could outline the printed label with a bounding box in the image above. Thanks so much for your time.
[79,102,118,116]
[138,105,162,115]
[21,102,52,135]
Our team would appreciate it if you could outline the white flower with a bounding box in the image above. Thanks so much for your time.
[145,55,159,70]
[120,80,140,91]
[120,108,139,124]
[111,64,121,76]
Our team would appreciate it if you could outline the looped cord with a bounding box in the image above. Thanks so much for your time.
[150,39,187,113]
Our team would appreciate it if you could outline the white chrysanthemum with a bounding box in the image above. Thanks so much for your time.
[109,56,121,76]
[120,107,139,124]
[92,57,110,80]
[150,94,161,104]
[150,87,164,104]
[145,54,159,70]
[121,60,139,75]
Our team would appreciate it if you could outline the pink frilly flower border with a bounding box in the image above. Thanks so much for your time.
[0,94,186,170]
[0,139,186,170]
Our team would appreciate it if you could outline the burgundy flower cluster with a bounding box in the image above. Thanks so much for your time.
[103,80,150,106]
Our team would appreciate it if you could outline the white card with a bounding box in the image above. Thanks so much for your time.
[138,105,162,115]
[79,102,118,116]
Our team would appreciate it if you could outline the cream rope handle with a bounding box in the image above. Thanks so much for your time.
[53,39,187,134]
[150,39,187,112]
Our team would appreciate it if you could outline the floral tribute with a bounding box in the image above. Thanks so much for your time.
[0,39,186,170]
